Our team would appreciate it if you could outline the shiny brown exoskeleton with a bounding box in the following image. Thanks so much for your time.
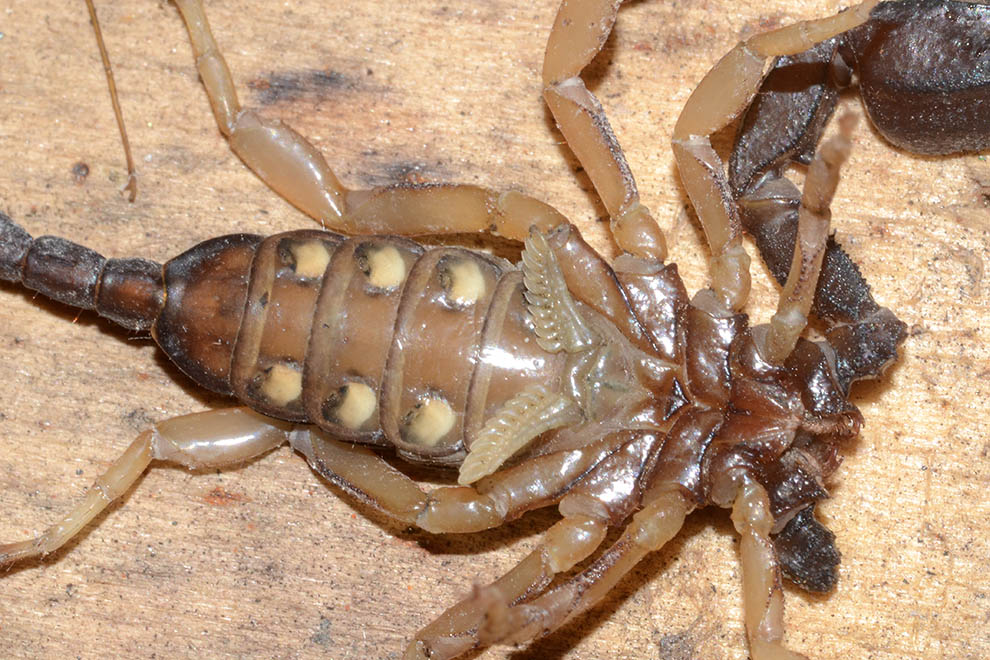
[1,1,987,659]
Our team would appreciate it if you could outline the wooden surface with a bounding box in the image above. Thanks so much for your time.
[1,1,987,658]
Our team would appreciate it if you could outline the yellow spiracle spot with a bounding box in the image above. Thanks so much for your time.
[334,382,377,430]
[403,396,456,447]
[261,363,303,406]
[289,241,331,278]
[444,258,485,306]
[366,245,406,289]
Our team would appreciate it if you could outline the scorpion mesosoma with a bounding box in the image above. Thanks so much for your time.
[1,0,988,658]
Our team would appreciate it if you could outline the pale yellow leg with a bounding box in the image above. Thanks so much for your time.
[543,0,667,260]
[762,116,855,363]
[174,0,347,221]
[340,185,567,241]
[732,476,809,660]
[403,506,608,660]
[474,488,690,649]
[672,0,880,311]
[288,428,637,534]
[173,0,569,242]
[0,408,290,568]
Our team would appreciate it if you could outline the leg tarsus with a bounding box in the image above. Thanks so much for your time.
[0,431,153,567]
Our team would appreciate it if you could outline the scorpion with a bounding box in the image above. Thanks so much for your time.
[1,0,988,658]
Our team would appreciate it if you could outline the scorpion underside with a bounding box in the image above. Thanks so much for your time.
[0,199,866,659]
[1,0,988,658]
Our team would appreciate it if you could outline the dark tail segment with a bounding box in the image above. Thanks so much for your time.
[0,211,163,331]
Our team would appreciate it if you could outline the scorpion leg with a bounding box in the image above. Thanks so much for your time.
[457,488,690,652]
[542,0,667,261]
[288,427,640,534]
[671,0,880,312]
[731,475,808,660]
[0,408,289,568]
[404,505,608,659]
[338,184,567,241]
[174,0,346,221]
[173,0,568,242]
[761,117,853,364]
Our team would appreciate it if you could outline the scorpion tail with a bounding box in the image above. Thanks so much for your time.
[0,210,163,331]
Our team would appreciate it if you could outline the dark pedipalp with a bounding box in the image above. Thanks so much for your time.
[728,0,990,391]
[0,211,32,282]
[726,4,961,391]
[728,39,844,197]
[845,0,990,155]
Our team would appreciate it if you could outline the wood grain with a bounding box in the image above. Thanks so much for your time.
[0,1,987,658]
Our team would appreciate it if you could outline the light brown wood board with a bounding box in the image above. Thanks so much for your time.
[0,0,987,658]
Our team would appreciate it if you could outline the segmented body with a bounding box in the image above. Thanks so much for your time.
[12,214,843,511]
[1,1,988,658]
[148,226,679,467]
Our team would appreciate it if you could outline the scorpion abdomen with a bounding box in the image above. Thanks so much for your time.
[156,232,262,394]
[157,229,570,466]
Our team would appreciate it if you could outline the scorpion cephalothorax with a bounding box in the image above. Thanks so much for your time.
[1,0,987,658]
